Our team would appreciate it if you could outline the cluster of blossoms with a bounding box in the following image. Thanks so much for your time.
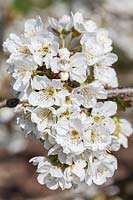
[3,12,132,190]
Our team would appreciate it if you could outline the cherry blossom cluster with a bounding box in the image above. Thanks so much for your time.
[3,12,132,190]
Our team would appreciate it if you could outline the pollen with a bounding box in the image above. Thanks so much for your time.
[46,87,55,96]
[70,129,80,140]
[22,48,30,54]
[91,130,96,144]
[97,167,104,174]
[61,110,70,118]
[94,116,102,123]
[65,96,71,104]
[41,45,49,55]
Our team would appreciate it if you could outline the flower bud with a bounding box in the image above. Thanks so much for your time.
[60,71,69,81]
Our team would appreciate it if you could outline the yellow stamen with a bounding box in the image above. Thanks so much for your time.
[46,87,55,96]
[91,130,96,144]
[70,129,80,140]
[65,96,71,104]
[41,46,49,55]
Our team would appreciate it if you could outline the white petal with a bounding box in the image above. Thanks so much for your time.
[31,75,50,90]
[120,119,132,137]
[98,53,118,67]
[37,174,45,185]
[52,79,63,89]
[29,91,54,108]
[94,66,118,88]
[46,179,59,190]
[92,101,117,117]
[70,67,87,83]
[24,16,43,36]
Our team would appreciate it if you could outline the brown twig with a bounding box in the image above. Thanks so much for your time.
[0,87,133,109]
[107,87,133,98]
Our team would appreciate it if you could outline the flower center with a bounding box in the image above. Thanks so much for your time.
[97,167,104,174]
[22,48,30,54]
[60,59,70,65]
[16,47,30,54]
[61,110,70,118]
[17,68,27,79]
[91,130,96,144]
[45,87,55,96]
[70,129,80,140]
[65,96,71,104]
[94,116,102,123]
[41,45,49,55]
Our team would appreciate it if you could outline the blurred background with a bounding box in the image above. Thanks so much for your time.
[0,0,133,199]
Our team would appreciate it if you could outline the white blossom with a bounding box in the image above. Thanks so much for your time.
[69,53,88,83]
[50,50,88,83]
[81,29,113,66]
[81,33,104,66]
[96,29,112,53]
[28,34,59,66]
[29,75,67,108]
[94,66,118,88]
[83,124,112,151]
[24,16,43,37]
[3,13,132,190]
[16,106,40,137]
[64,159,86,187]
[112,118,132,149]
[9,59,37,91]
[90,101,117,133]
[55,118,85,155]
[72,12,97,33]
[93,53,118,87]
[85,152,117,185]
[31,107,56,132]
[30,156,67,190]
[48,15,73,31]
[3,33,30,63]
[73,81,108,108]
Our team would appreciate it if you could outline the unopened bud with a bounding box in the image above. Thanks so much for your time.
[60,71,69,81]
[6,98,20,108]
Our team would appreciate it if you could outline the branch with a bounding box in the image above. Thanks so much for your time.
[107,87,133,98]
[0,88,133,109]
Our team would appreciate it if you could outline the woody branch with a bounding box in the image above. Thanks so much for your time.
[0,87,133,109]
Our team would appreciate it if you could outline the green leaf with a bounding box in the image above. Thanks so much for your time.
[108,97,132,111]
